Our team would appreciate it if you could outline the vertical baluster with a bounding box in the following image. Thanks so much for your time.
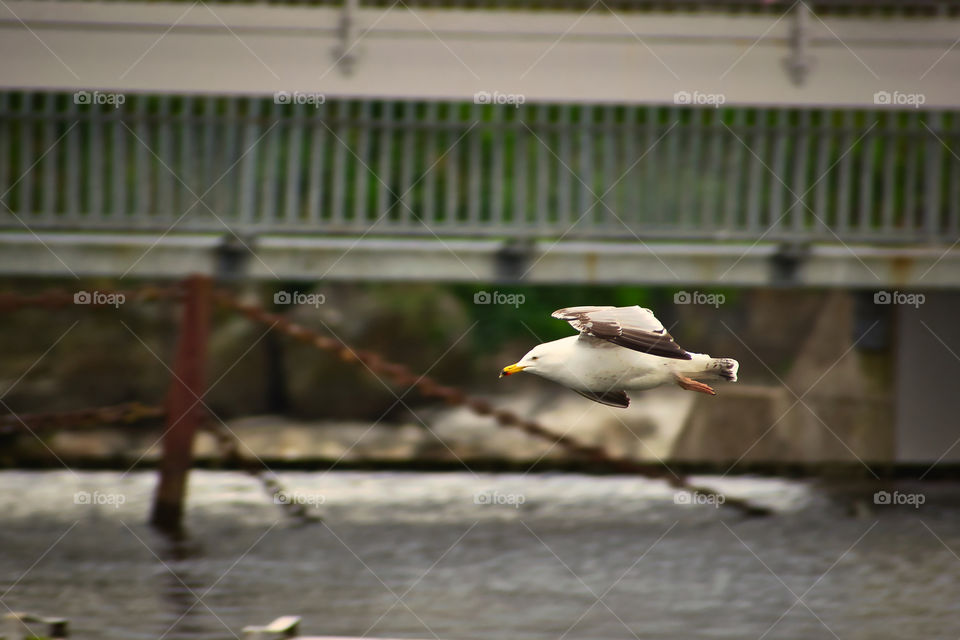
[745,108,765,236]
[0,93,9,214]
[397,100,416,226]
[556,104,573,230]
[532,104,548,229]
[18,93,36,220]
[421,101,438,229]
[178,95,196,227]
[156,96,175,223]
[768,108,788,239]
[261,99,283,229]
[619,105,636,230]
[700,107,725,233]
[511,104,526,229]
[65,97,81,223]
[238,97,262,228]
[374,100,393,225]
[879,111,897,236]
[443,102,460,226]
[902,111,919,239]
[600,105,616,231]
[489,105,506,229]
[305,101,327,227]
[576,104,591,232]
[41,93,58,225]
[679,108,700,232]
[812,110,831,238]
[219,98,238,223]
[663,106,682,230]
[789,110,811,236]
[112,92,127,223]
[357,101,377,227]
[520,102,552,230]
[856,109,877,240]
[88,95,104,226]
[835,110,855,240]
[202,96,217,217]
[723,109,746,233]
[285,100,305,228]
[642,105,659,230]
[467,102,482,229]
[948,112,959,240]
[923,111,943,242]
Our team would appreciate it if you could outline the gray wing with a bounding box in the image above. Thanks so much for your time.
[552,305,692,361]
[572,388,631,408]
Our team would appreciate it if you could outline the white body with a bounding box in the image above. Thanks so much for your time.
[517,335,734,393]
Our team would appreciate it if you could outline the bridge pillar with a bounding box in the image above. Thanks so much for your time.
[895,291,960,465]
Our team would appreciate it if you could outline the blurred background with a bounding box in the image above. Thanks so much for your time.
[1,0,959,639]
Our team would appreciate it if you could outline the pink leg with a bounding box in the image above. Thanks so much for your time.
[675,375,717,396]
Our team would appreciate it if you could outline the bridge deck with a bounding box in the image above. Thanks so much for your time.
[1,2,958,285]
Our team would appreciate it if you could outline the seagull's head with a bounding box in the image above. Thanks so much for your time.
[499,343,555,378]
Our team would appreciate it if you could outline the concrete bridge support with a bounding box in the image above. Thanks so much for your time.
[895,292,960,466]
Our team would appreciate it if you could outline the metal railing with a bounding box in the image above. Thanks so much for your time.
[1,91,957,244]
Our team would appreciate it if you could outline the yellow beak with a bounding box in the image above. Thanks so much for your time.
[499,363,526,378]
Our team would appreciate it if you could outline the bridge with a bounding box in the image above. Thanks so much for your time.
[2,0,960,465]
[1,0,959,286]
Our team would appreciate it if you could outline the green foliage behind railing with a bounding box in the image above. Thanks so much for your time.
[1,90,957,243]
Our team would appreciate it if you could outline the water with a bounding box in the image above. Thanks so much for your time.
[1,470,958,640]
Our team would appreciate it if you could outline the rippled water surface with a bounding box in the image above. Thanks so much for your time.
[1,470,958,640]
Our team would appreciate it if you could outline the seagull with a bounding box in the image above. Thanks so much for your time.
[499,306,739,408]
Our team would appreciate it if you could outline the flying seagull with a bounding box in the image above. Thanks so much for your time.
[499,306,739,408]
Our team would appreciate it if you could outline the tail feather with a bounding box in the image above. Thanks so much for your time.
[707,357,739,382]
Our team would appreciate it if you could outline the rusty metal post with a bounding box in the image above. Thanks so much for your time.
[150,275,213,534]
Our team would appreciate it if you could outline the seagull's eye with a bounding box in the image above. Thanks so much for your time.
[531,356,539,361]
